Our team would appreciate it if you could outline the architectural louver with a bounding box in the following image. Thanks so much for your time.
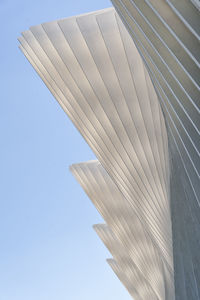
[19,5,199,299]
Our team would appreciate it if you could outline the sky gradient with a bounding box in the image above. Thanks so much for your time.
[0,1,131,299]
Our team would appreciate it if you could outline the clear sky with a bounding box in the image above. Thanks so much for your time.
[0,0,131,299]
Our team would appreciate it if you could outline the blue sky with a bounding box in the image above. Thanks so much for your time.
[0,1,131,299]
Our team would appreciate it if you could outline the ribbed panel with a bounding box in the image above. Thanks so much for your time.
[18,8,173,274]
[110,1,200,299]
[70,160,174,299]
[107,259,143,300]
[110,0,200,198]
[96,225,159,300]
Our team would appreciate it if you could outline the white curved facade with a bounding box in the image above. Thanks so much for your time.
[19,5,199,299]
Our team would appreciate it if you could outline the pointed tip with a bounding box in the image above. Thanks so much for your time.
[69,159,99,172]
[93,223,107,231]
[106,258,117,268]
[106,258,115,263]
[69,164,74,172]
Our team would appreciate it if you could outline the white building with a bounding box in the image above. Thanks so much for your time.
[19,4,200,299]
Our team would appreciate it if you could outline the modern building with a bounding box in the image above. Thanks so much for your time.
[110,1,200,299]
[19,3,200,300]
